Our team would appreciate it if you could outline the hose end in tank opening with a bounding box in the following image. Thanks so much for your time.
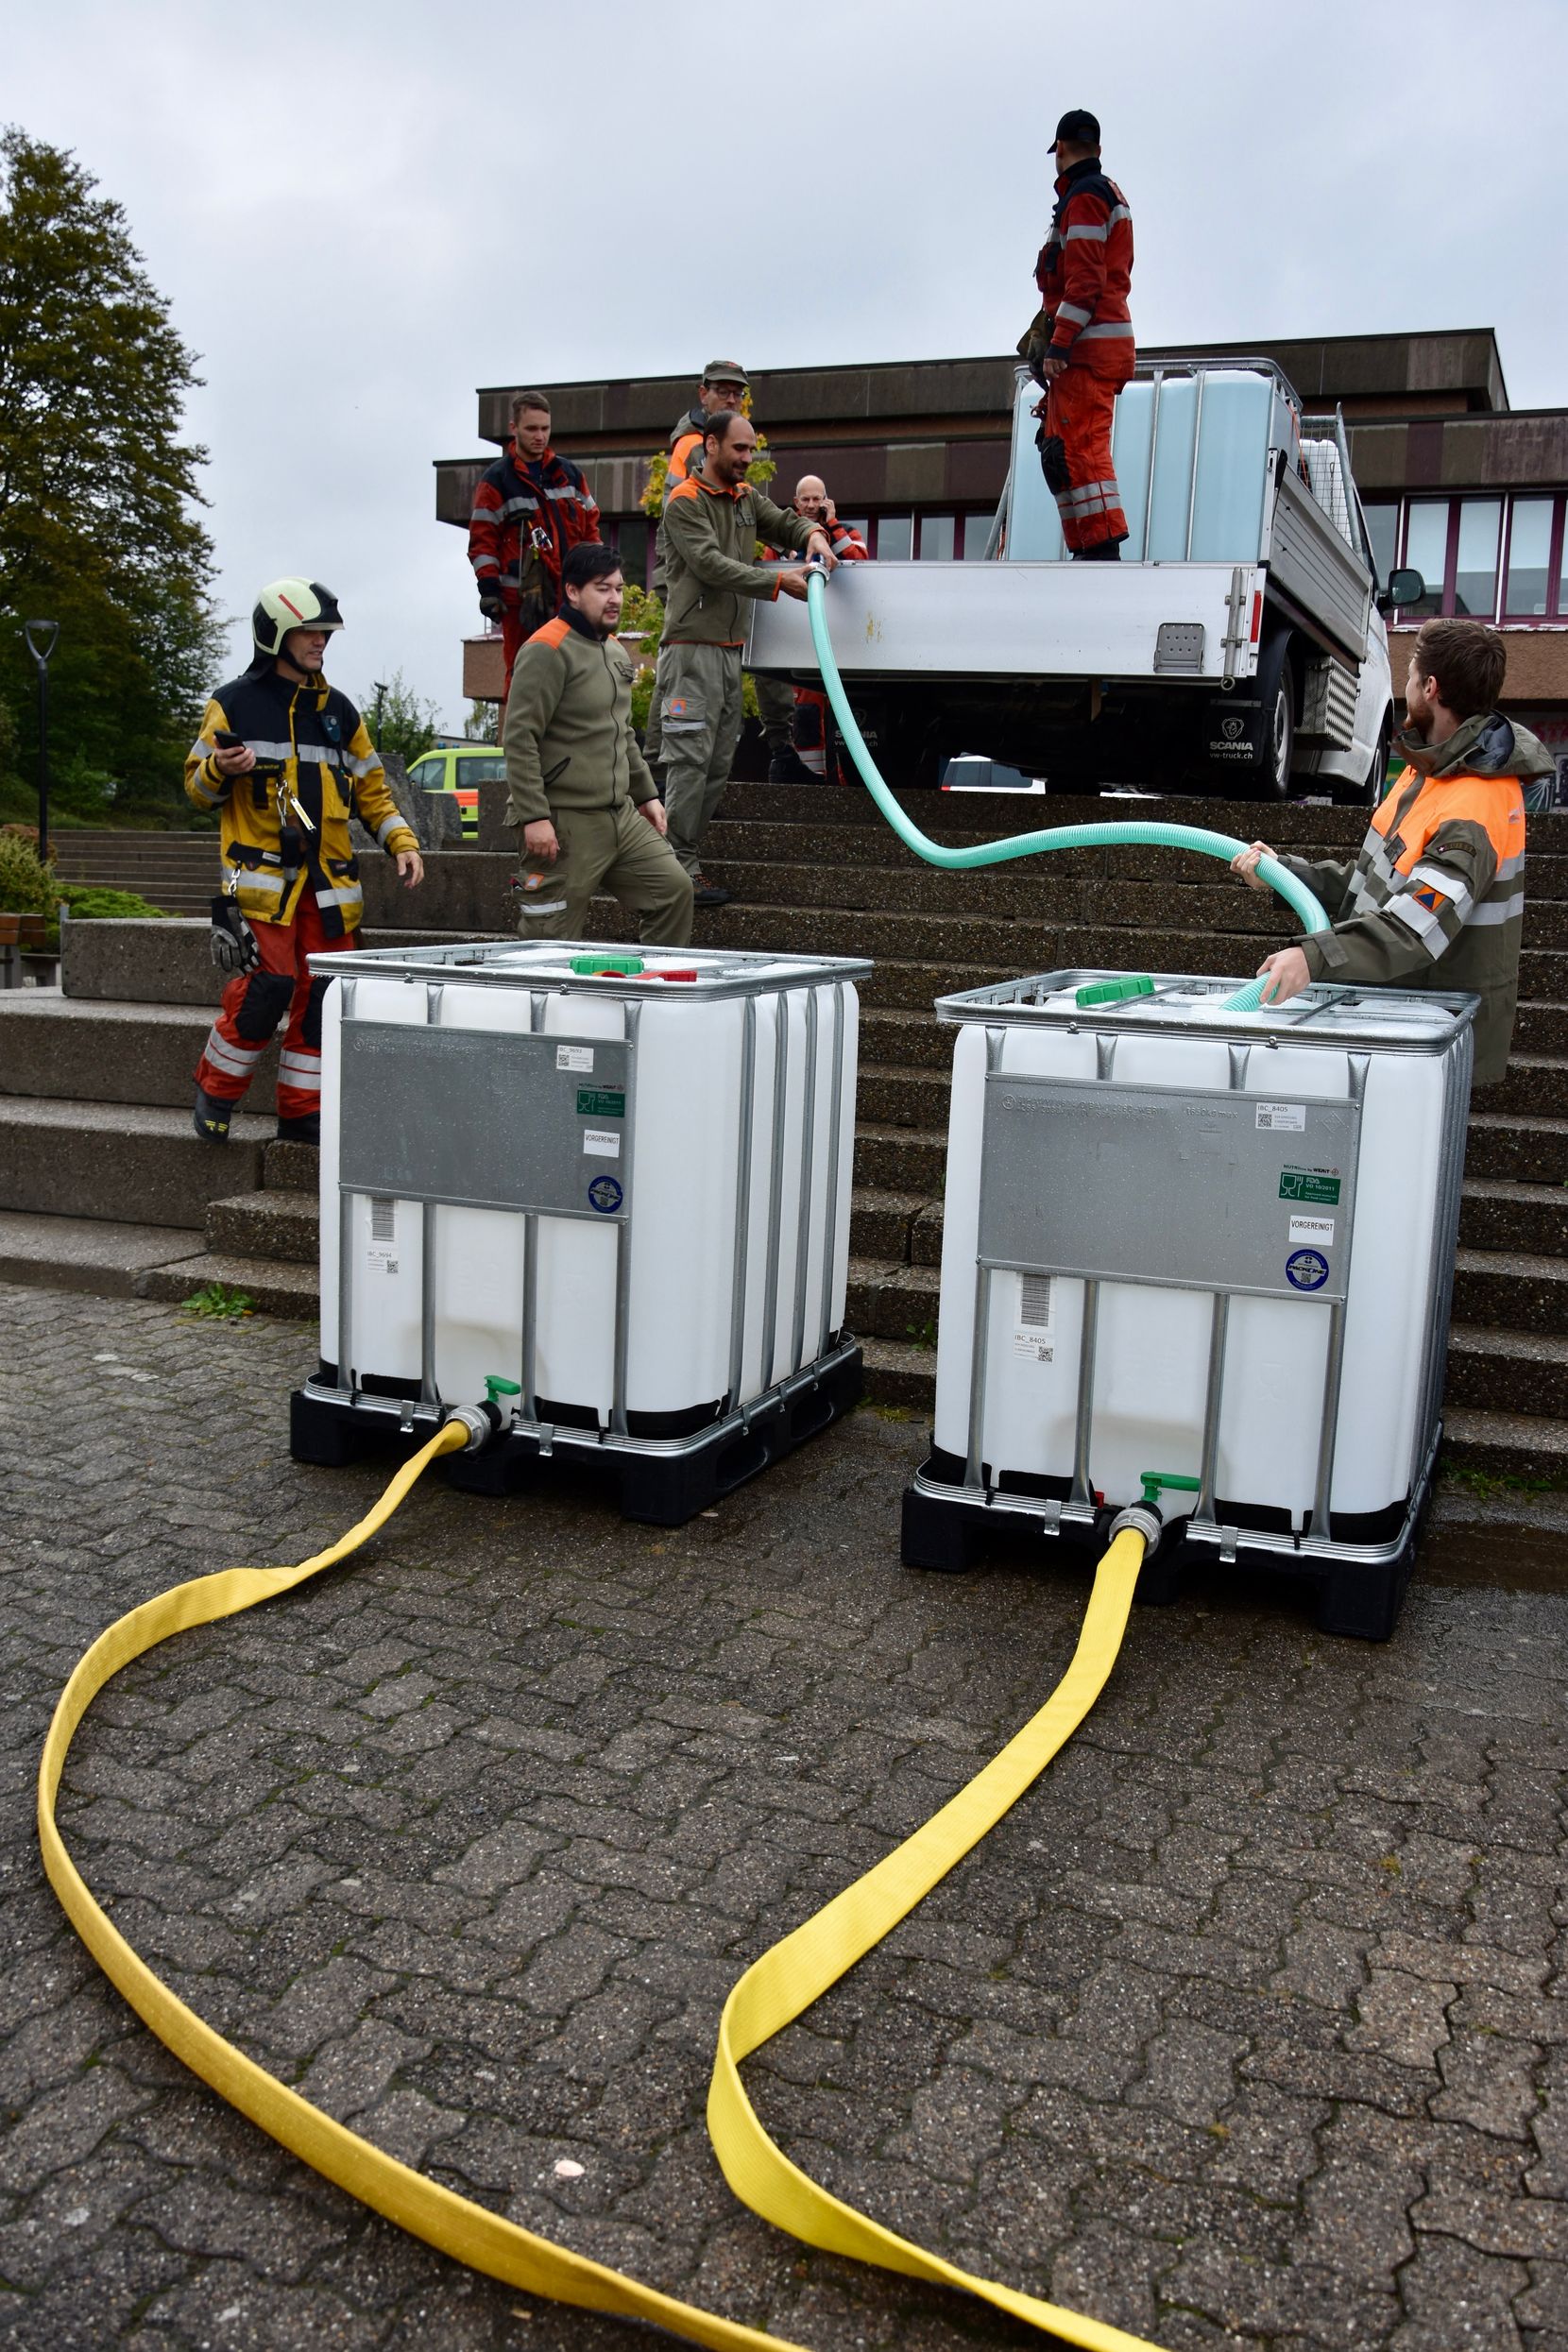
[445,1375,522,1452]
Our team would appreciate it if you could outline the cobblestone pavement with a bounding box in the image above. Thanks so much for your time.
[4,1281,1568,2351]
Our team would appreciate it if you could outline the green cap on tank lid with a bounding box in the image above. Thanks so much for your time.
[1075,975,1154,1007]
[571,955,644,977]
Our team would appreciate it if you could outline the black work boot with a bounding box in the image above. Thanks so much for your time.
[193,1085,232,1143]
[1077,539,1123,561]
[768,749,815,784]
[276,1113,321,1147]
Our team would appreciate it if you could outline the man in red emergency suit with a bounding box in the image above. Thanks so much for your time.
[1017,109,1135,559]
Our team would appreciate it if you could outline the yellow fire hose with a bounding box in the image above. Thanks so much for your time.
[39,1419,1161,2352]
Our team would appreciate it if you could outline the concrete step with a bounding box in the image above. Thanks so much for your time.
[137,1248,318,1320]
[1440,1405,1568,1486]
[1444,1323,1568,1419]
[848,1186,939,1262]
[846,1255,943,1344]
[0,1097,270,1227]
[205,1187,317,1265]
[1487,1056,1568,1120]
[711,783,1376,844]
[853,1122,947,1193]
[60,920,507,1007]
[0,1208,207,1301]
[0,993,276,1107]
[1459,1178,1568,1259]
[1514,1003,1568,1056]
[859,1333,939,1414]
[266,1139,320,1192]
[1466,1114,1568,1186]
[1452,1247,1568,1336]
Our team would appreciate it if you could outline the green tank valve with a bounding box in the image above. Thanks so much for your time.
[571,954,644,977]
[484,1376,522,1406]
[1076,975,1155,1008]
[1138,1471,1202,1509]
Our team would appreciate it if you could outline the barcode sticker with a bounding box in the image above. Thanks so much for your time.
[556,1045,593,1072]
[1256,1102,1306,1132]
[366,1196,399,1274]
[1014,1271,1055,1361]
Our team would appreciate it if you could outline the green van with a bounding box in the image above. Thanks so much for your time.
[405,743,506,839]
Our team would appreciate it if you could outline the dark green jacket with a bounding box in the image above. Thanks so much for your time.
[503,610,656,829]
[660,473,816,648]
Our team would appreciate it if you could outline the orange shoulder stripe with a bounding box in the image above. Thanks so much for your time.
[527,616,571,648]
[666,477,703,505]
[1399,773,1526,869]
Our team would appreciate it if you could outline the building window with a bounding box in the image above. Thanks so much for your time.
[917,515,955,561]
[874,514,913,561]
[1505,499,1555,619]
[1400,503,1450,618]
[1386,493,1568,625]
[1364,502,1399,590]
[1454,499,1502,619]
[959,513,996,560]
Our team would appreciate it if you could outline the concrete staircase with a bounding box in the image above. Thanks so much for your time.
[4,786,1568,1491]
[51,828,215,915]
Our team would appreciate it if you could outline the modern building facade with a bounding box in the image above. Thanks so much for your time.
[435,329,1568,788]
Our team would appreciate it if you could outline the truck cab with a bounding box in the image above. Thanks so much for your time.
[746,357,1420,804]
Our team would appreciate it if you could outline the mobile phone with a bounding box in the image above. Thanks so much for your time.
[213,729,243,749]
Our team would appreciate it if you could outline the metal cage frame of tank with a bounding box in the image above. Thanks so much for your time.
[290,940,870,1525]
[902,970,1477,1638]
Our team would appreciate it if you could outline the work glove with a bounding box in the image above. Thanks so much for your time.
[209,895,260,976]
[478,586,505,621]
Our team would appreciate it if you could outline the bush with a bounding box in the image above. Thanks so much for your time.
[62,886,169,923]
[0,827,58,921]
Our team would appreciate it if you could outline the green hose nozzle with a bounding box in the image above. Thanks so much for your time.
[1138,1471,1202,1510]
[802,568,1326,1011]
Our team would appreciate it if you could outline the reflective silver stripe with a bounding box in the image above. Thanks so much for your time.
[346,751,380,777]
[1385,892,1448,954]
[190,775,223,808]
[1078,319,1136,339]
[192,736,215,758]
[201,1030,264,1077]
[1411,861,1471,917]
[1106,204,1131,228]
[544,486,583,503]
[499,495,540,517]
[227,865,286,895]
[314,886,362,909]
[279,1051,322,1085]
[1470,892,1525,926]
[1497,850,1526,880]
[245,738,295,760]
[471,556,501,575]
[1064,222,1109,242]
[374,812,404,847]
[1055,300,1092,325]
[518,899,569,916]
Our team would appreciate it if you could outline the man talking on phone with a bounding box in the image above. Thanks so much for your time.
[184,577,424,1146]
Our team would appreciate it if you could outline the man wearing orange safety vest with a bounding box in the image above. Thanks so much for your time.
[1233,620,1554,1085]
[1017,109,1135,560]
[645,363,751,774]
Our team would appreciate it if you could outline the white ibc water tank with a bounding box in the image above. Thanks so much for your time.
[911,969,1475,1632]
[299,942,866,1503]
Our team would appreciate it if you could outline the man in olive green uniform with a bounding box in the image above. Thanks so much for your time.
[504,543,692,944]
[659,411,836,900]
[645,360,750,771]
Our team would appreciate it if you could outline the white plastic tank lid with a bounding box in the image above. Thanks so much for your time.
[937,969,1475,1048]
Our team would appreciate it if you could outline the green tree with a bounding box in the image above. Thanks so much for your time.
[463,698,500,745]
[367,668,440,766]
[0,128,221,827]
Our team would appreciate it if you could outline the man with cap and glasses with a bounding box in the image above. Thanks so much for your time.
[1017,110,1135,559]
[644,361,752,794]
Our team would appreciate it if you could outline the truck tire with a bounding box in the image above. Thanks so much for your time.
[1332,711,1391,809]
[1254,630,1296,801]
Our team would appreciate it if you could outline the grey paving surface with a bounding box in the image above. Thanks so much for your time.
[4,1279,1568,2351]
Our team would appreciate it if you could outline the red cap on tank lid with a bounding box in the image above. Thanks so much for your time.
[653,968,699,982]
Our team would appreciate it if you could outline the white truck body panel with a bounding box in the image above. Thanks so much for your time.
[746,556,1260,686]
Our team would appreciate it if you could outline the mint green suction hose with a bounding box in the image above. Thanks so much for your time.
[802,568,1326,1013]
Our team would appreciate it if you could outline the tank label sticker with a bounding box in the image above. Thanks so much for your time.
[1013,1270,1055,1361]
[1288,1215,1336,1248]
[576,1088,625,1118]
[366,1196,400,1274]
[1286,1247,1330,1291]
[588,1174,623,1214]
[1255,1102,1306,1132]
[1280,1167,1340,1203]
[582,1128,621,1158]
[555,1044,594,1072]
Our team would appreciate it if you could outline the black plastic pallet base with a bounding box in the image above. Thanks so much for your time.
[290,1346,862,1529]
[900,1465,1425,1643]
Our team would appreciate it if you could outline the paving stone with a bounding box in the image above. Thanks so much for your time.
[9,1277,1568,2349]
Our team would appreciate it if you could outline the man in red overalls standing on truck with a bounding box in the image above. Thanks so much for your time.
[1018,109,1135,560]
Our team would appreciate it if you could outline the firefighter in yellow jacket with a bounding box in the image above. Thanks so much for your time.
[185,579,423,1145]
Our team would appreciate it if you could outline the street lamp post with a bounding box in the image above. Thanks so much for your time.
[22,621,60,866]
[373,680,389,752]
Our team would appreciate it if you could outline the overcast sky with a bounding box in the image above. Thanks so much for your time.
[9,0,1568,732]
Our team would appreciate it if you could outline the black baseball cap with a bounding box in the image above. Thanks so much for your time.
[1052,110,1100,147]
